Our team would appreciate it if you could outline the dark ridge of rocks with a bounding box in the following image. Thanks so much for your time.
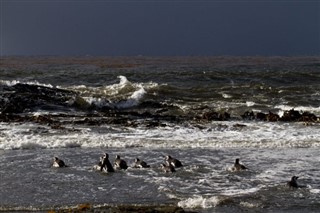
[299,111,318,122]
[241,111,255,120]
[0,83,78,114]
[279,109,301,122]
[255,112,267,121]
[241,109,318,123]
[0,107,318,129]
[12,83,75,96]
[198,110,231,121]
[47,204,193,213]
[266,111,280,122]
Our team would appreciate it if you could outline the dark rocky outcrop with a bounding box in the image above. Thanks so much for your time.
[241,111,255,120]
[201,110,231,121]
[256,112,267,121]
[48,204,192,213]
[0,83,77,114]
[279,109,302,122]
[266,111,280,122]
[242,109,318,123]
[299,111,318,122]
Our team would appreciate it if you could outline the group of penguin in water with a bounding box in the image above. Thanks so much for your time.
[53,154,301,189]
[52,154,183,173]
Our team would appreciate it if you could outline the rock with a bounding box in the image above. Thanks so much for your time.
[241,111,255,120]
[280,108,301,122]
[266,111,279,122]
[202,110,230,121]
[299,111,318,122]
[256,112,266,121]
[0,83,77,114]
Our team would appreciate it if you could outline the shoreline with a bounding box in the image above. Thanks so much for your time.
[1,203,193,213]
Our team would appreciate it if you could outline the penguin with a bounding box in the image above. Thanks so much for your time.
[165,155,183,168]
[160,163,176,173]
[52,157,66,168]
[101,153,115,173]
[114,155,128,170]
[287,176,299,188]
[232,158,248,171]
[133,158,150,168]
[94,156,105,171]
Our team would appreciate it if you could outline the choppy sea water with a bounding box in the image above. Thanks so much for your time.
[0,56,319,212]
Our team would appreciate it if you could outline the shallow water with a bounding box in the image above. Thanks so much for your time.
[1,147,320,212]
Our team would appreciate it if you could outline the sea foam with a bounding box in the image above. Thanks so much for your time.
[178,195,226,209]
[1,120,319,150]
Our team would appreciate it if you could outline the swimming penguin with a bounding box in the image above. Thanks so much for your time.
[160,163,176,173]
[52,157,66,168]
[133,158,150,168]
[114,155,128,170]
[287,176,299,188]
[101,153,115,172]
[165,155,183,168]
[94,156,105,171]
[98,156,104,166]
[232,158,248,171]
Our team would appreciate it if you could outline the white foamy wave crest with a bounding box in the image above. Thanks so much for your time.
[275,104,320,116]
[118,75,130,86]
[0,80,53,88]
[66,76,135,98]
[116,86,146,109]
[240,201,261,208]
[221,187,260,196]
[310,189,320,194]
[106,75,135,96]
[73,87,146,109]
[178,196,225,209]
[0,125,86,150]
[246,101,256,107]
[1,120,319,150]
[82,97,111,108]
[65,75,158,109]
[222,93,232,98]
[104,75,158,97]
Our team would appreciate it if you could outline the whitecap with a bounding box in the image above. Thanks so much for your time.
[240,201,261,208]
[309,188,320,194]
[221,187,261,197]
[222,93,232,98]
[0,79,53,88]
[116,86,146,109]
[118,75,130,86]
[275,104,320,115]
[246,101,255,107]
[178,195,226,209]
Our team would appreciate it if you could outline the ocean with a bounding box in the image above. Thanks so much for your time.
[0,56,319,212]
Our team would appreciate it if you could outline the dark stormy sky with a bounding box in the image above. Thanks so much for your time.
[1,0,319,56]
